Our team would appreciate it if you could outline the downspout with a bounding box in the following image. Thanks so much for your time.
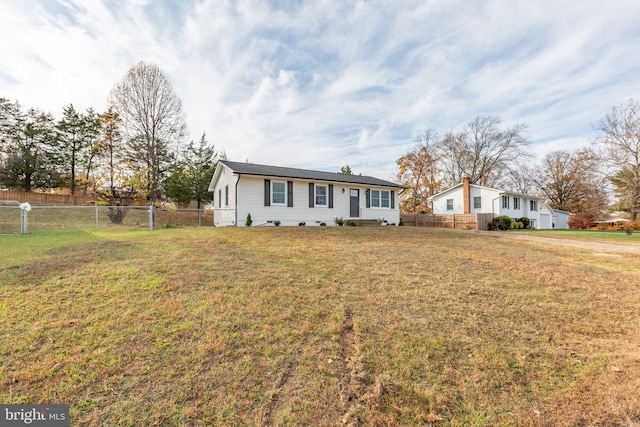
[235,174,241,226]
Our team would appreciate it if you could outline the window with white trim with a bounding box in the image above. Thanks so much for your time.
[272,182,286,205]
[218,189,221,208]
[473,196,481,209]
[446,198,454,210]
[530,200,538,211]
[371,190,391,208]
[502,195,510,209]
[315,185,327,206]
[225,185,229,206]
[513,197,520,210]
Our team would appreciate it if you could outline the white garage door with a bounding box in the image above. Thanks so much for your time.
[540,214,551,229]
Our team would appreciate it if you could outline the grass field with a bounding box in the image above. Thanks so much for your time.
[1,227,640,426]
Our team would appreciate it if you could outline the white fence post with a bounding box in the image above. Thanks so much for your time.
[19,202,31,234]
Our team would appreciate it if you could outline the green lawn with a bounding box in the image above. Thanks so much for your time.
[511,228,640,244]
[2,227,639,426]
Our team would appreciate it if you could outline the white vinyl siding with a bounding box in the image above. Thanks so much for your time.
[229,177,399,226]
[212,164,239,226]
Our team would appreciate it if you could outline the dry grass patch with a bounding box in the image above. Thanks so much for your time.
[1,227,639,426]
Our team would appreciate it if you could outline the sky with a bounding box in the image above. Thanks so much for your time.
[1,0,640,181]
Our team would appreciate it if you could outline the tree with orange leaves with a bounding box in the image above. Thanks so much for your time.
[396,130,442,213]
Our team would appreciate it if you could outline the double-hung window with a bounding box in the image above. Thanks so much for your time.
[513,197,520,210]
[225,185,229,206]
[371,190,390,208]
[380,191,390,208]
[502,195,510,209]
[315,185,327,206]
[530,200,538,211]
[446,198,454,210]
[272,182,286,205]
[473,196,481,209]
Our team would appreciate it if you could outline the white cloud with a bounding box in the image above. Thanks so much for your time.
[2,0,640,180]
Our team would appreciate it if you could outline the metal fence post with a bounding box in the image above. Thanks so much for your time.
[149,204,155,230]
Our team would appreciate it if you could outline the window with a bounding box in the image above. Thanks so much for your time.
[513,197,520,210]
[218,189,221,208]
[371,190,391,208]
[446,198,454,210]
[502,195,510,209]
[473,196,481,209]
[315,185,327,206]
[272,182,286,205]
[225,185,229,206]
[381,191,390,208]
[530,200,538,211]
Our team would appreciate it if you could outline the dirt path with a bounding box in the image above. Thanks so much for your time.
[475,231,640,254]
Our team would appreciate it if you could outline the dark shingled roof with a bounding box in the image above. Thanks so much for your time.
[219,160,405,189]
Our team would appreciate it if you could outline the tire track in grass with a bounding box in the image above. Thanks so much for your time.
[261,359,299,426]
[339,309,392,426]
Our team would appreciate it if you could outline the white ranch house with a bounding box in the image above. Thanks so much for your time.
[429,178,569,229]
[209,160,405,227]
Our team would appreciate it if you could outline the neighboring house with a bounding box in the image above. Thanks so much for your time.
[429,177,569,229]
[209,160,405,226]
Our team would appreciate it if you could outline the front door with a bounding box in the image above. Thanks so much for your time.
[350,189,359,217]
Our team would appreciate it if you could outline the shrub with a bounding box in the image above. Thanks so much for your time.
[273,220,281,226]
[510,221,524,229]
[518,217,530,229]
[494,215,513,228]
[334,217,345,226]
[488,221,508,231]
[298,222,306,226]
[399,218,404,226]
[245,213,252,227]
[348,220,358,226]
[319,222,327,226]
[568,212,595,229]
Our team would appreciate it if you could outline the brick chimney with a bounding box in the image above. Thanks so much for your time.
[463,177,470,214]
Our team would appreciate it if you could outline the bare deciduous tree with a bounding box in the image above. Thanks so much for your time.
[439,116,530,187]
[596,99,640,220]
[108,61,187,204]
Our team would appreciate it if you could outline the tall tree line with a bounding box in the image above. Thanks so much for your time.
[0,61,218,207]
[397,105,640,220]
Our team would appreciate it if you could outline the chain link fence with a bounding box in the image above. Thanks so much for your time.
[0,206,22,235]
[1,205,214,234]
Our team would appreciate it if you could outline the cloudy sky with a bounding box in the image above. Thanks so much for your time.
[1,0,639,179]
